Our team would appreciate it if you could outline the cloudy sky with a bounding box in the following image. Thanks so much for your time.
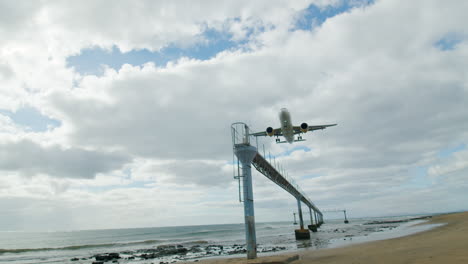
[1,0,467,231]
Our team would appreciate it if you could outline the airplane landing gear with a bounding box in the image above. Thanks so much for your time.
[275,138,280,143]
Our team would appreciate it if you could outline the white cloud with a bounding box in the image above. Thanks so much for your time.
[0,140,130,179]
[1,0,468,230]
[428,149,468,177]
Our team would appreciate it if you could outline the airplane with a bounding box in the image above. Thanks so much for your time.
[250,108,337,144]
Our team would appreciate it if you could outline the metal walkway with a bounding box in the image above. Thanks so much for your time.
[231,122,324,259]
[252,153,321,213]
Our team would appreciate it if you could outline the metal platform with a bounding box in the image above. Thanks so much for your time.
[231,122,324,259]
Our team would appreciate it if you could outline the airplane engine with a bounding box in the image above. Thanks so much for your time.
[300,123,308,133]
[266,127,274,136]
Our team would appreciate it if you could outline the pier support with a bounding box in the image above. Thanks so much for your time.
[295,199,310,239]
[315,212,323,227]
[297,199,304,229]
[344,210,349,224]
[309,207,313,225]
[234,145,258,259]
[308,207,318,232]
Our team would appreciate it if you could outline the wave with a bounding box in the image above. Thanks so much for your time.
[0,239,164,254]
[179,228,239,237]
[179,240,209,245]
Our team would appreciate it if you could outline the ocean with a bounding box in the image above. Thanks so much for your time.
[0,215,437,264]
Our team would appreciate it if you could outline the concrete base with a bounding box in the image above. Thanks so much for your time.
[344,220,349,224]
[295,229,310,240]
[308,224,318,232]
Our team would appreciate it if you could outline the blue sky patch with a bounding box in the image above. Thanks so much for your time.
[406,166,433,189]
[300,174,321,180]
[293,0,374,31]
[438,144,466,158]
[434,33,463,51]
[0,107,61,132]
[67,27,245,76]
[277,146,312,158]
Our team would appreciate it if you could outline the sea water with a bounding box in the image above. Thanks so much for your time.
[0,215,437,263]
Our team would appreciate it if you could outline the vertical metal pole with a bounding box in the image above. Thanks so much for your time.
[297,199,304,229]
[235,145,258,259]
[243,161,257,259]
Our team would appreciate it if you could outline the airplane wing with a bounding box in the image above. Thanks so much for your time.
[250,128,283,137]
[293,124,337,134]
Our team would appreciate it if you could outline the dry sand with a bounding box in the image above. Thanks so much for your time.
[183,212,468,264]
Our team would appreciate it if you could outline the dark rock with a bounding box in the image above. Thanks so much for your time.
[228,249,247,255]
[177,247,188,254]
[95,255,108,261]
[206,244,223,249]
[92,262,104,264]
[95,253,120,261]
[190,246,203,253]
[157,245,176,250]
[108,253,120,259]
[363,216,432,225]
[140,253,157,259]
[70,258,79,261]
[160,247,188,256]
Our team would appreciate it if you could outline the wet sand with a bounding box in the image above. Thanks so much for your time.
[183,211,468,264]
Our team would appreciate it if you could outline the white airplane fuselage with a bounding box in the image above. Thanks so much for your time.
[279,108,295,143]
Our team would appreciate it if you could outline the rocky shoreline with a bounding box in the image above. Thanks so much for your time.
[363,216,432,225]
[70,244,288,264]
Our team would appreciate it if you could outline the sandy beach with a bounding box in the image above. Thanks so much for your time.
[185,212,468,264]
